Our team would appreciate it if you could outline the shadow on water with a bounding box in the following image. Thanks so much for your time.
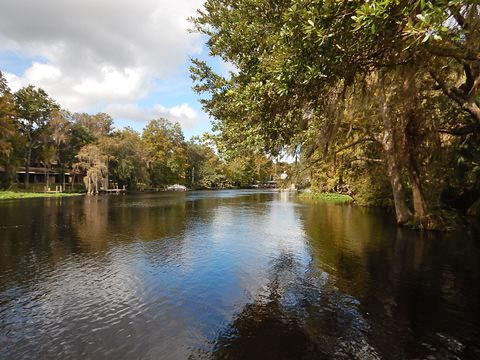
[193,251,381,360]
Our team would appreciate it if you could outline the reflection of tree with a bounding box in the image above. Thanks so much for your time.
[69,194,191,251]
[0,198,80,291]
[194,252,380,360]
[297,202,480,359]
[70,196,112,250]
[298,202,391,297]
[0,192,269,277]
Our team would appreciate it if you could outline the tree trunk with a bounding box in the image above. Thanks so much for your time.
[406,126,428,219]
[45,165,49,192]
[25,145,32,188]
[404,67,428,220]
[104,159,109,190]
[382,134,413,224]
[410,170,427,218]
[378,75,413,225]
[4,161,10,187]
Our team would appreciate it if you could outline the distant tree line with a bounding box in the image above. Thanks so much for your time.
[191,0,480,228]
[0,71,279,193]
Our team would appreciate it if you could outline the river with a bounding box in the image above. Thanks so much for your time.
[0,190,479,359]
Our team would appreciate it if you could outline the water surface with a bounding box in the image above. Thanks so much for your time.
[0,190,479,359]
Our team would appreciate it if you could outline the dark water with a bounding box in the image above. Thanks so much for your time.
[0,191,479,359]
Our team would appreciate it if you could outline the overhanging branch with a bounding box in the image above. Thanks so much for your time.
[335,137,377,154]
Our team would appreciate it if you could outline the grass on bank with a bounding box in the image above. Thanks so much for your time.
[0,191,83,200]
[299,191,354,204]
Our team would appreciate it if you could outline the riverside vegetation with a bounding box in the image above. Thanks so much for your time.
[0,191,81,200]
[0,71,283,195]
[190,0,480,229]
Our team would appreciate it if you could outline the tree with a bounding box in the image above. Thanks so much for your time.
[142,118,188,187]
[191,0,480,227]
[47,109,72,188]
[185,138,226,188]
[75,144,107,195]
[107,128,148,189]
[353,1,480,124]
[72,112,113,139]
[351,1,480,222]
[14,85,58,188]
[0,71,18,187]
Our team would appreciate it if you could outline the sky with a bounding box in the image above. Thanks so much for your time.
[0,0,226,139]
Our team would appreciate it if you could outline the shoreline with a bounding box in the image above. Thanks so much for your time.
[298,191,354,204]
[0,191,83,200]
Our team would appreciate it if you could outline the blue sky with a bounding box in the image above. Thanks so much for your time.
[0,0,226,139]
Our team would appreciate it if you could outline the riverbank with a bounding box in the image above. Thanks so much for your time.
[299,191,354,203]
[299,191,471,231]
[0,191,83,200]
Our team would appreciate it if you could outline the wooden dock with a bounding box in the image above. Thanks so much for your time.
[101,185,127,194]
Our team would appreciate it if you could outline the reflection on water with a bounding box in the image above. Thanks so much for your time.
[0,190,479,359]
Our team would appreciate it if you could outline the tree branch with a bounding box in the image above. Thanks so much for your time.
[351,156,384,163]
[437,125,480,136]
[430,70,480,122]
[463,63,474,93]
[426,44,480,62]
[335,137,377,154]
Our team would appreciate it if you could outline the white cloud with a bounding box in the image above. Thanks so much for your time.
[169,104,197,122]
[104,103,198,129]
[24,62,61,83]
[72,67,145,100]
[4,72,22,92]
[0,0,204,121]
